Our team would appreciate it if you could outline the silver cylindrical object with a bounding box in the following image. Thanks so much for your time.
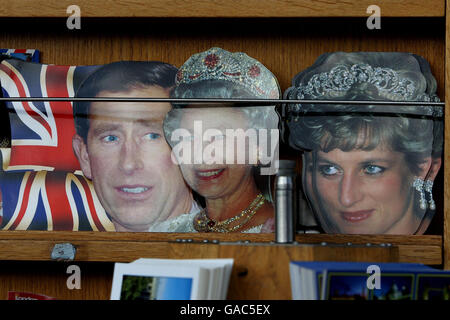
[275,160,296,243]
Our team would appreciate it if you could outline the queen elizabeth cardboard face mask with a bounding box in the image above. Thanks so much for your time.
[163,47,281,233]
[283,52,443,235]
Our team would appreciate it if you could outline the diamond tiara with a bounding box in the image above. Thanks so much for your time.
[175,47,280,99]
[287,63,441,117]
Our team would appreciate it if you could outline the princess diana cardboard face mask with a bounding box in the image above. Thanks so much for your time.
[283,52,443,235]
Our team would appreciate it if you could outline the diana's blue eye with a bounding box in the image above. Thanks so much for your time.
[102,135,118,142]
[145,133,161,140]
[364,165,385,175]
[319,165,340,176]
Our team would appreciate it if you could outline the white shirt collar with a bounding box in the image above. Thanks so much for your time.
[147,201,201,232]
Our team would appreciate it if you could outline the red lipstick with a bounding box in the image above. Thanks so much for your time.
[340,210,374,223]
[195,168,225,181]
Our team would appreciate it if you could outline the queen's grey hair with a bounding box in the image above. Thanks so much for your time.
[163,79,279,143]
[282,52,443,175]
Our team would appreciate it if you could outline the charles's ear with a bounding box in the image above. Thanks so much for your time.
[72,134,92,179]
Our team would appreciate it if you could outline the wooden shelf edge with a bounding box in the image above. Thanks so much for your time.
[0,0,444,18]
[0,231,442,246]
[0,232,441,265]
[0,239,441,265]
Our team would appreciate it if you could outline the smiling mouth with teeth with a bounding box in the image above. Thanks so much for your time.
[196,168,225,180]
[120,187,149,194]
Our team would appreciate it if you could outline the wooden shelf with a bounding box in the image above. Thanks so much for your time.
[0,231,442,265]
[0,242,397,300]
[0,231,402,299]
[0,231,435,299]
[0,0,444,18]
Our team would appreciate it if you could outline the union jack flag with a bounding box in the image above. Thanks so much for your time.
[0,59,99,171]
[0,59,113,231]
[0,49,40,63]
[0,171,114,231]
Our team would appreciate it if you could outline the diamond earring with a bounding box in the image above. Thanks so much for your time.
[424,180,436,210]
[413,177,427,210]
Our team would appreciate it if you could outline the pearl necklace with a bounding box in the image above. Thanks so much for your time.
[192,193,265,232]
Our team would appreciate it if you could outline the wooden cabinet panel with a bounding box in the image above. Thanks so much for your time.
[0,1,444,18]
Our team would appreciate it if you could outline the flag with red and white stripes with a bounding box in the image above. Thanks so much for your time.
[0,59,99,171]
[0,59,111,231]
[0,49,40,62]
[0,170,114,231]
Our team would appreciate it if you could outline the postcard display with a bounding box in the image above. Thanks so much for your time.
[110,258,234,300]
[0,48,444,236]
[289,261,450,300]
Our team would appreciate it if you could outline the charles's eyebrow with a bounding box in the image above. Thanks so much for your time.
[91,119,163,136]
[91,124,122,136]
[135,118,162,128]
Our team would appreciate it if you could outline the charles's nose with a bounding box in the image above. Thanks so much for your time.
[119,139,144,174]
[339,172,364,207]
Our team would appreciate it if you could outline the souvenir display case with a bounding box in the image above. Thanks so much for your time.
[0,0,448,299]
